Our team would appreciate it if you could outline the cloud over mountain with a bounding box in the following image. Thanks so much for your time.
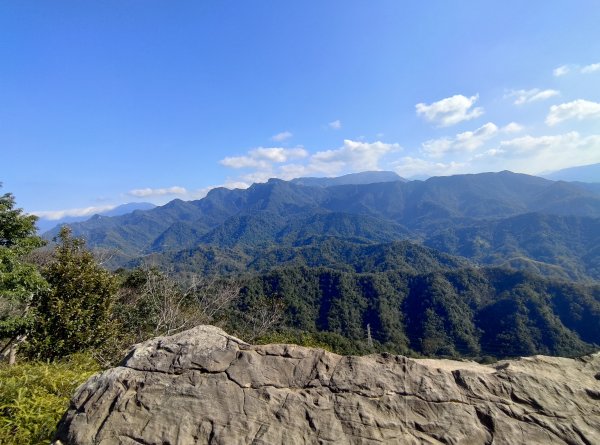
[128,186,188,197]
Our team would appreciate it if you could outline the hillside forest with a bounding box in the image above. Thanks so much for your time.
[1,172,600,443]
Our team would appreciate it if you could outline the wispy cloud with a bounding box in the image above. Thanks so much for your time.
[581,62,600,74]
[271,131,293,142]
[493,132,600,173]
[553,65,570,77]
[32,205,118,221]
[546,99,600,126]
[416,94,484,127]
[552,63,600,76]
[328,119,342,130]
[220,139,401,182]
[220,147,308,169]
[421,122,521,158]
[396,131,600,178]
[506,88,559,105]
[128,186,187,197]
[503,122,524,133]
[392,157,466,178]
[309,140,401,174]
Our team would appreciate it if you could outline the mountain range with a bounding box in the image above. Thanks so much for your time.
[544,162,600,183]
[39,169,600,358]
[36,202,156,233]
[44,170,600,282]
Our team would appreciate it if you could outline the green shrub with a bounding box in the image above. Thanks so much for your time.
[255,330,334,351]
[0,354,99,445]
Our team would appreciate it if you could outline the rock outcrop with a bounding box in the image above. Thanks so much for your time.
[54,326,600,445]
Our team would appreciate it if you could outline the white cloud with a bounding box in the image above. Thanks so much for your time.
[553,65,570,77]
[278,163,311,179]
[499,133,579,152]
[502,122,524,133]
[553,63,600,76]
[221,139,401,183]
[220,156,268,169]
[128,186,187,197]
[454,122,499,150]
[254,147,307,162]
[491,131,600,174]
[421,138,453,158]
[581,63,600,74]
[392,157,467,178]
[240,170,277,184]
[33,205,118,221]
[475,148,505,158]
[415,94,484,127]
[545,99,600,126]
[328,120,342,130]
[506,88,559,105]
[310,139,401,174]
[220,147,308,169]
[271,131,293,142]
[421,122,514,158]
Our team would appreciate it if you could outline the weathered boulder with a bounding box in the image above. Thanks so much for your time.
[54,325,600,444]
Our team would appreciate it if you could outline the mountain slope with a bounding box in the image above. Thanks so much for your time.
[132,238,470,276]
[43,171,600,279]
[239,265,600,357]
[290,170,405,187]
[545,162,600,183]
[425,213,600,281]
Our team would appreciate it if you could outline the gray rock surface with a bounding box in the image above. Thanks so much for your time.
[54,325,600,445]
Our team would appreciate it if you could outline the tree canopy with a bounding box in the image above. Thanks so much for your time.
[28,227,118,360]
[0,188,46,363]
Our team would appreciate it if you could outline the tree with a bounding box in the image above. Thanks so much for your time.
[0,188,46,364]
[28,227,118,360]
[115,266,241,343]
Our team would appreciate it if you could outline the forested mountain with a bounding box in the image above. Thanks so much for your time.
[425,213,600,282]
[290,170,405,187]
[134,238,471,276]
[30,171,600,360]
[236,266,600,358]
[44,171,600,282]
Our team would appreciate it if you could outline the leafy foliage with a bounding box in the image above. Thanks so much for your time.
[0,354,99,445]
[28,227,118,360]
[0,189,46,362]
[234,266,600,358]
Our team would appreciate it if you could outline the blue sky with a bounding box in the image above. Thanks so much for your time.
[1,1,600,220]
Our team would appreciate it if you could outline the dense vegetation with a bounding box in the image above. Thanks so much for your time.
[2,173,600,443]
[0,354,99,445]
[0,189,46,364]
[235,266,600,357]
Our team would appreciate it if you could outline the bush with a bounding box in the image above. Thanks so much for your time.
[29,227,118,360]
[0,354,99,445]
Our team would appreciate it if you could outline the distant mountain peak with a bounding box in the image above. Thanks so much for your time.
[544,163,600,183]
[291,171,405,187]
[37,202,156,233]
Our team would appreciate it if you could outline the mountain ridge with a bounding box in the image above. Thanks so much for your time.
[544,162,600,183]
[35,202,156,233]
[43,171,600,281]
